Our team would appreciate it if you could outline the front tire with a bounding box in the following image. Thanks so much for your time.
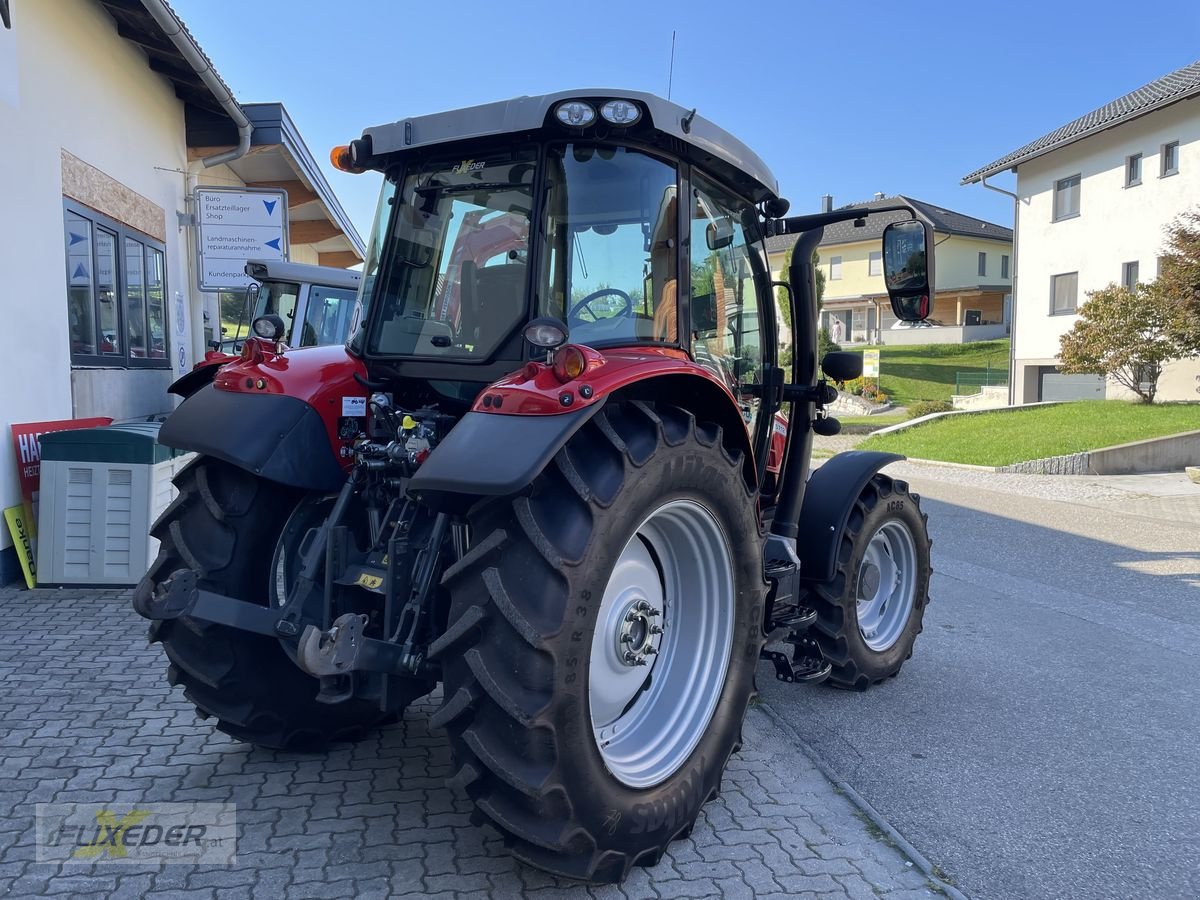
[807,475,931,690]
[135,457,425,749]
[432,400,765,883]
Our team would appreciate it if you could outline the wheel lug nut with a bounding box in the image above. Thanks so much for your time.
[649,625,663,634]
[620,634,633,643]
[648,608,661,617]
[644,646,657,655]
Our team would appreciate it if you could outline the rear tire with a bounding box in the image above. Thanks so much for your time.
[807,475,931,690]
[135,457,426,750]
[432,400,765,883]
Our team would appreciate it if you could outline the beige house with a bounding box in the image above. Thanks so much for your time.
[963,58,1200,403]
[766,195,1013,345]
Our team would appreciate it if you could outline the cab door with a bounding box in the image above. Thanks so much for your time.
[688,170,777,473]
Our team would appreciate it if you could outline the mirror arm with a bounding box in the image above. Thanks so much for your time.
[766,203,919,237]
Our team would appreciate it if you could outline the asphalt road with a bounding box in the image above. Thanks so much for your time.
[760,465,1200,900]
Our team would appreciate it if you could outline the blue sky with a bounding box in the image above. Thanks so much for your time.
[172,0,1200,243]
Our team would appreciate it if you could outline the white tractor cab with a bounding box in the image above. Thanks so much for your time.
[170,259,361,397]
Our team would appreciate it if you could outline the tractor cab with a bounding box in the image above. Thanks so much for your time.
[335,93,783,433]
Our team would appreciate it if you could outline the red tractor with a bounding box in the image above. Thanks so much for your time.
[135,90,934,883]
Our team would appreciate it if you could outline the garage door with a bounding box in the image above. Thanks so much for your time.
[1040,372,1105,401]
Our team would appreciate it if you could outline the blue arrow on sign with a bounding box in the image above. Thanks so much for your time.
[73,263,88,279]
[69,231,87,245]
[263,199,278,216]
[265,238,281,251]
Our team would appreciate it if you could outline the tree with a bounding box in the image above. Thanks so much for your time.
[1155,208,1200,348]
[776,247,825,334]
[1058,282,1196,403]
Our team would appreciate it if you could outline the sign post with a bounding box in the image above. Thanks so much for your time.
[194,187,288,293]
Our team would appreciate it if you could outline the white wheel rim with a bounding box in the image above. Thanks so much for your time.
[856,520,918,651]
[588,500,734,788]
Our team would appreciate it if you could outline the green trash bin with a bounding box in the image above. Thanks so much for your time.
[36,423,193,587]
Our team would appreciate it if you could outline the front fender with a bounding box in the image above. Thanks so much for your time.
[797,450,904,583]
[159,384,347,492]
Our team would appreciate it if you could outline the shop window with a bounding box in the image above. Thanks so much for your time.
[64,201,168,368]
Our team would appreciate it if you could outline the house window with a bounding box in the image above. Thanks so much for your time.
[1053,175,1081,220]
[977,252,987,277]
[1051,272,1078,315]
[1001,254,1010,279]
[1125,153,1142,186]
[1161,141,1179,176]
[1122,261,1139,290]
[868,250,882,277]
[64,201,169,368]
[830,256,842,280]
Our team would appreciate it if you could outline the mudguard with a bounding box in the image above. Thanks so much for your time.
[167,363,220,398]
[159,384,347,492]
[407,400,606,502]
[797,450,904,583]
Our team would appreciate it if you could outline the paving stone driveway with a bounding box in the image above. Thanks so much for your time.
[0,587,943,899]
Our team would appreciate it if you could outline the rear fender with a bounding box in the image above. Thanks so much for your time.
[160,345,368,491]
[408,365,754,506]
[168,360,223,398]
[796,450,903,584]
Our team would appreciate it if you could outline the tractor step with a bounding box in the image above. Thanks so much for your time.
[761,648,832,685]
[775,605,817,630]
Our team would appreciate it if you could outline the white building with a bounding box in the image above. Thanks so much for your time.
[963,59,1200,404]
[0,0,363,584]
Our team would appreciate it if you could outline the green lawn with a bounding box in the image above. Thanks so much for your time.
[863,339,1010,405]
[860,400,1200,466]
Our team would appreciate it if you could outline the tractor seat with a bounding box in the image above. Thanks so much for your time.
[460,261,527,352]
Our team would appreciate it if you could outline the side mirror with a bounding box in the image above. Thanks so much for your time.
[706,216,736,251]
[882,219,935,321]
[822,351,863,383]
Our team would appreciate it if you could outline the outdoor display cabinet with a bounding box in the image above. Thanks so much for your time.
[36,423,193,587]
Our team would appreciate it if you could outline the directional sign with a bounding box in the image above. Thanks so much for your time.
[194,187,288,292]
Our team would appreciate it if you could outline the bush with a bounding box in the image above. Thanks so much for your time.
[908,400,953,419]
[818,328,841,360]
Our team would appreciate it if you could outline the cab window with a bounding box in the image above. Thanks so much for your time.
[689,172,767,433]
[299,285,358,347]
[541,145,679,346]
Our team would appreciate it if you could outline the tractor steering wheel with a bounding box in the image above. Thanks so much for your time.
[569,288,632,323]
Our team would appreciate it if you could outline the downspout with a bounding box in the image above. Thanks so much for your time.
[139,0,252,168]
[979,175,1019,405]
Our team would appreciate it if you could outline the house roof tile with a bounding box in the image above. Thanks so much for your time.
[961,59,1200,184]
[763,196,1012,256]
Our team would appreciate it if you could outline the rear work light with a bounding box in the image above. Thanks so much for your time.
[555,101,596,128]
[600,99,641,125]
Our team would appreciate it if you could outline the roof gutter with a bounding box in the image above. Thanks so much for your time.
[138,0,252,168]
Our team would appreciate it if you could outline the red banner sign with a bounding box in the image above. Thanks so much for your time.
[11,418,112,530]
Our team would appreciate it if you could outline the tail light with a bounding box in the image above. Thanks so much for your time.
[552,345,588,383]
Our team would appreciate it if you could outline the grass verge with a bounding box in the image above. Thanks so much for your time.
[859,400,1200,466]
[862,339,1009,405]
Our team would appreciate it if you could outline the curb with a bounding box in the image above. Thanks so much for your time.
[759,702,970,900]
[870,401,1065,437]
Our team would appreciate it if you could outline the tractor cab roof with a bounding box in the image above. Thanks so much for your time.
[244,259,361,290]
[360,89,780,204]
